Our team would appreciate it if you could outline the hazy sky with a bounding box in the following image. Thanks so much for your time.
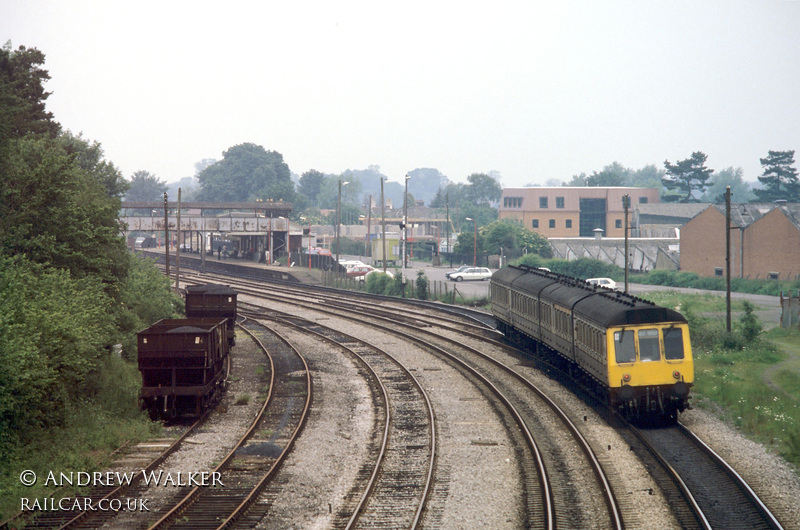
[3,1,799,188]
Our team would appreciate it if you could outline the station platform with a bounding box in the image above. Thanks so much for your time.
[136,248,324,285]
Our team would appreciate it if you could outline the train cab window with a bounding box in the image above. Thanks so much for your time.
[663,327,684,360]
[638,329,660,361]
[614,331,636,363]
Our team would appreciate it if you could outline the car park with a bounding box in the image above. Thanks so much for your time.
[586,277,618,290]
[449,267,493,282]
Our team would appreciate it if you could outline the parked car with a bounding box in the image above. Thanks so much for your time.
[445,265,471,279]
[449,267,493,282]
[586,277,618,290]
[347,265,375,280]
[364,269,395,281]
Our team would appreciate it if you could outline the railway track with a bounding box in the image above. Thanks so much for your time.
[167,269,790,527]
[147,317,311,529]
[632,422,783,529]
[258,309,437,528]
[225,281,619,527]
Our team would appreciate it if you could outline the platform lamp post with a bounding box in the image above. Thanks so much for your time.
[336,180,349,267]
[465,217,477,266]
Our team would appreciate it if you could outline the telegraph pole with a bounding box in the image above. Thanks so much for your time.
[623,194,630,294]
[175,188,181,294]
[381,178,387,273]
[163,192,169,281]
[726,186,732,333]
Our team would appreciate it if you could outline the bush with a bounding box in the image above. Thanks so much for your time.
[415,270,429,300]
[365,271,394,294]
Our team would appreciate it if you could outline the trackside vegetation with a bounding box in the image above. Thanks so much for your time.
[0,43,183,518]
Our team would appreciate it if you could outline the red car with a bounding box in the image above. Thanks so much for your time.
[347,265,375,280]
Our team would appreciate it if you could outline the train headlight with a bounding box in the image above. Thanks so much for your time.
[622,373,631,383]
[673,370,681,380]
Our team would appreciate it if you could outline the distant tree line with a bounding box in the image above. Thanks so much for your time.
[560,151,798,204]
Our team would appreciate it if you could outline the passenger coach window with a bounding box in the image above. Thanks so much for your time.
[663,327,684,360]
[638,329,660,361]
[614,331,635,363]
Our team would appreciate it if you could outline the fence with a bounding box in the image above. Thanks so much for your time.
[321,271,489,303]
[780,292,800,328]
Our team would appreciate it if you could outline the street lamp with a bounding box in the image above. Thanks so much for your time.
[403,174,411,268]
[402,175,411,296]
[336,180,349,266]
[466,217,477,266]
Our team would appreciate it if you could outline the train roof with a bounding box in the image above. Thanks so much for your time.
[493,265,686,327]
[139,317,228,335]
[185,283,237,295]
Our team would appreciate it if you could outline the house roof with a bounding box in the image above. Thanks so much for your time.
[635,203,710,220]
[686,203,800,230]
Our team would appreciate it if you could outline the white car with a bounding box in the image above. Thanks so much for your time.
[586,277,617,290]
[449,267,493,282]
[364,269,395,281]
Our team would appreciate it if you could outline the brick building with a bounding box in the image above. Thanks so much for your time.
[680,203,800,279]
[499,187,660,238]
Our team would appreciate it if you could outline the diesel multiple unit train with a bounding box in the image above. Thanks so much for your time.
[138,284,238,419]
[491,265,694,421]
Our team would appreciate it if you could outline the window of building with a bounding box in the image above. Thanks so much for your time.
[532,219,539,229]
[714,267,723,277]
[615,219,622,229]
[549,219,555,229]
[769,272,780,280]
[556,196,565,208]
[566,219,572,229]
[539,196,548,208]
[639,196,648,204]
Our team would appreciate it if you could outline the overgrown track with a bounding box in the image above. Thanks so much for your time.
[1,403,213,529]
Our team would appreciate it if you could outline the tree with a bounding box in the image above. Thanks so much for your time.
[626,164,665,195]
[297,169,327,207]
[662,151,713,202]
[0,134,129,291]
[126,170,168,202]
[465,173,502,205]
[701,167,756,203]
[196,143,294,202]
[0,42,60,142]
[754,150,800,202]
[484,221,552,258]
[59,131,128,200]
[407,167,447,205]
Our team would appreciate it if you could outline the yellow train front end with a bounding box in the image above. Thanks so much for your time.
[606,321,694,421]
